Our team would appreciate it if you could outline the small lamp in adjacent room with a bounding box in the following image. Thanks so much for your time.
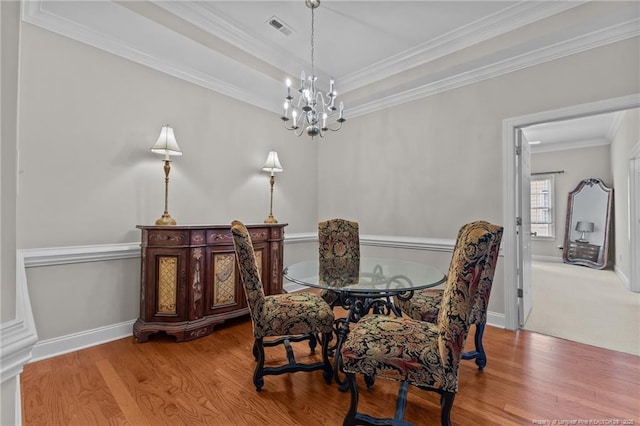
[150,125,182,225]
[262,151,283,223]
[575,221,594,243]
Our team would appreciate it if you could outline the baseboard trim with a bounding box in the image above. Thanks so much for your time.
[486,311,506,329]
[532,255,563,263]
[614,264,631,290]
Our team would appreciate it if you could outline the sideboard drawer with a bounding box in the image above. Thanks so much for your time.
[144,229,190,247]
[567,242,600,263]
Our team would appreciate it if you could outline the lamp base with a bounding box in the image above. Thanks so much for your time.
[155,213,177,226]
[264,215,278,224]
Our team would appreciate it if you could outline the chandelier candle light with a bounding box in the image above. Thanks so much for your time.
[262,151,283,223]
[150,125,182,225]
[281,0,345,138]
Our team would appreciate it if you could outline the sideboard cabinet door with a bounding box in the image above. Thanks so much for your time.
[141,247,188,323]
[203,243,248,318]
[134,223,286,342]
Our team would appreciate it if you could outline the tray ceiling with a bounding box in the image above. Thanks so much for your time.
[21,1,640,145]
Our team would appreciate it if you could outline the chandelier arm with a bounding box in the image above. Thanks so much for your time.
[294,93,306,109]
[282,120,294,131]
[315,91,330,112]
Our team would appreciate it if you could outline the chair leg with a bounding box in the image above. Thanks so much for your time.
[343,372,359,426]
[440,391,455,426]
[308,332,318,352]
[321,332,334,384]
[473,322,487,369]
[461,322,487,370]
[394,381,410,422]
[252,339,260,362]
[253,338,266,391]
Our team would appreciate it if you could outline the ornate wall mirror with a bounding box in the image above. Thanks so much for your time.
[562,178,613,269]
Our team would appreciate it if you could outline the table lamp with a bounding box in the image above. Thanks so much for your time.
[150,125,182,225]
[575,221,594,243]
[262,151,283,223]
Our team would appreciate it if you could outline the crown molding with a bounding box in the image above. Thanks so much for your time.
[347,18,640,119]
[605,111,626,142]
[21,0,281,114]
[530,137,610,154]
[21,1,640,119]
[340,1,585,92]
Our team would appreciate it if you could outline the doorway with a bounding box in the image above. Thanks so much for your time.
[502,94,640,330]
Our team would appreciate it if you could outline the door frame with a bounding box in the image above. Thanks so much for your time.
[502,94,640,330]
[630,143,640,292]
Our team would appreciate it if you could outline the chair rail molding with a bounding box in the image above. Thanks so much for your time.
[21,243,141,268]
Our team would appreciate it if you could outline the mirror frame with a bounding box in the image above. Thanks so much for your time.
[562,178,613,269]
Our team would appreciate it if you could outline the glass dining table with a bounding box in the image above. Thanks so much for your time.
[283,257,446,390]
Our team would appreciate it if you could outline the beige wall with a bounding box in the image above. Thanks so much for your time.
[531,145,613,259]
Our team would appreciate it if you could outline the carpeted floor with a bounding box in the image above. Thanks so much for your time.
[524,260,640,356]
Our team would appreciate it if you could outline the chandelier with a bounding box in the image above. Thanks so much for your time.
[280,0,345,138]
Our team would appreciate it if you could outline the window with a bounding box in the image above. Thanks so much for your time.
[531,174,555,239]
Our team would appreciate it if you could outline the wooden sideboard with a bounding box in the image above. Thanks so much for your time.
[566,241,601,264]
[134,223,286,342]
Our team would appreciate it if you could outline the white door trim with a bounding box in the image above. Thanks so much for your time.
[629,142,640,292]
[502,94,640,330]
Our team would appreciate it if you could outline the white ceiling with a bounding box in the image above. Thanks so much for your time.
[21,1,640,147]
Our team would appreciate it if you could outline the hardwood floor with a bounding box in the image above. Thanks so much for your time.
[21,316,639,425]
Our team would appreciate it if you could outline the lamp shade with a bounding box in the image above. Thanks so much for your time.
[150,125,182,158]
[262,151,283,175]
[575,221,594,232]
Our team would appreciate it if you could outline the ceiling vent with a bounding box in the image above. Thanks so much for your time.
[266,16,293,36]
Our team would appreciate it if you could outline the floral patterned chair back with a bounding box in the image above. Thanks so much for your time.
[231,220,265,330]
[468,224,503,325]
[395,221,503,370]
[435,221,499,382]
[318,218,360,285]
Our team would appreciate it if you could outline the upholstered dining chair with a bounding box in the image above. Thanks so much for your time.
[340,221,500,426]
[318,218,360,307]
[230,220,335,391]
[395,221,503,370]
